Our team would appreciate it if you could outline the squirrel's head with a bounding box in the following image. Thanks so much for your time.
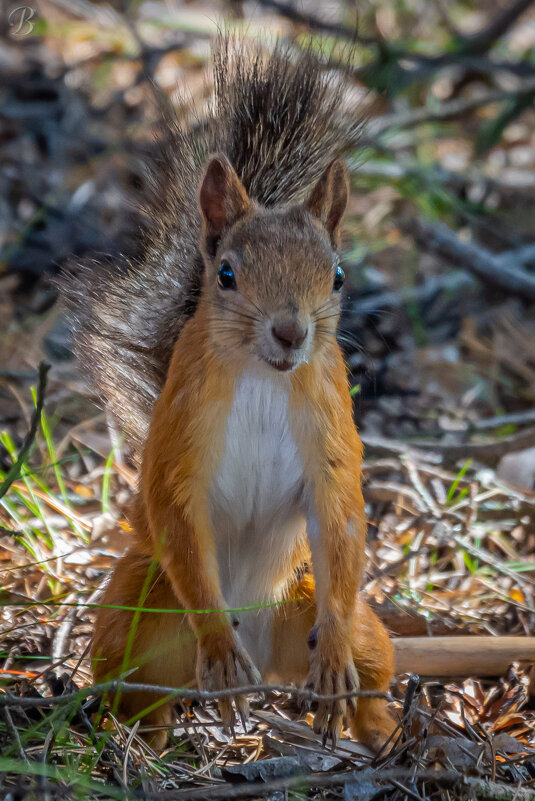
[198,153,348,374]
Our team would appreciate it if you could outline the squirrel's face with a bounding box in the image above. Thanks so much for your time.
[198,155,349,374]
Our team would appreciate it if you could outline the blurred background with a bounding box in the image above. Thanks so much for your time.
[2,1,535,786]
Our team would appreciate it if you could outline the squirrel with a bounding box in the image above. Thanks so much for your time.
[64,38,396,752]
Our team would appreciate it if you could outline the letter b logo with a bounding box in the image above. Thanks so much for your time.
[9,6,36,36]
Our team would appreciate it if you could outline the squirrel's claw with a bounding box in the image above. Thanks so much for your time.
[219,696,235,732]
[197,633,259,738]
[307,652,360,750]
[313,697,341,750]
[218,695,250,735]
[235,646,261,686]
[300,682,314,714]
[235,694,250,732]
[345,664,360,714]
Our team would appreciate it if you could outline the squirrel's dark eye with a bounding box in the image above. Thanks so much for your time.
[333,265,345,292]
[217,260,237,290]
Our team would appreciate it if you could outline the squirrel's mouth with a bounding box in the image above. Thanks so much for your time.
[263,357,295,372]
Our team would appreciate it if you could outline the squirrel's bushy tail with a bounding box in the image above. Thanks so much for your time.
[63,37,360,455]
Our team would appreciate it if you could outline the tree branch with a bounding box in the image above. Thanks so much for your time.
[404,219,535,302]
[364,427,535,462]
[368,79,535,137]
[255,0,376,43]
[461,0,535,56]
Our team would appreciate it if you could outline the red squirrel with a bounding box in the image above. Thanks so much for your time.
[65,39,396,751]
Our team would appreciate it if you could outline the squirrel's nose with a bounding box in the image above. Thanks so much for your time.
[271,322,308,350]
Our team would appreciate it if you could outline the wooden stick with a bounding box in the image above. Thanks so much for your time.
[394,636,535,677]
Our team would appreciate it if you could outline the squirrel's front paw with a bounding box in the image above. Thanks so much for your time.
[197,630,261,731]
[306,642,359,749]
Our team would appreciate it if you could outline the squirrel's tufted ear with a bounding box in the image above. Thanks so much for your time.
[304,159,349,248]
[199,154,252,258]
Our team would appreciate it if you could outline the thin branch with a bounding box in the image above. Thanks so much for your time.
[405,219,535,302]
[402,457,442,517]
[0,362,50,502]
[369,549,424,580]
[256,0,376,43]
[367,427,535,463]
[266,0,535,82]
[470,409,535,432]
[154,768,458,801]
[368,80,535,137]
[127,768,535,801]
[355,46,535,82]
[1,705,29,764]
[22,765,535,801]
[0,680,391,710]
[461,0,535,56]
[360,434,442,464]
[365,480,429,514]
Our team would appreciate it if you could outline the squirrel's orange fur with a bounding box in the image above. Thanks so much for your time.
[92,153,396,752]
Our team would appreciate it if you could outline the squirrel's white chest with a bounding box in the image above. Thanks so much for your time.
[210,370,304,529]
[209,369,305,605]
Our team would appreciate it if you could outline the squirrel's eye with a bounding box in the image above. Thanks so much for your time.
[333,265,345,292]
[217,260,237,290]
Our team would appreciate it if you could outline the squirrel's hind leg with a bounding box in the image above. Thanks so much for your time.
[347,596,398,753]
[268,573,398,753]
[92,551,196,750]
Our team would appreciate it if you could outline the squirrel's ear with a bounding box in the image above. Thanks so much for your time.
[304,159,349,248]
[199,154,252,257]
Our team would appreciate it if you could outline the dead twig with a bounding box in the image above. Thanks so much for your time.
[256,0,376,43]
[1,704,29,764]
[364,480,428,514]
[0,362,50,502]
[465,409,535,432]
[363,429,535,463]
[409,427,535,461]
[405,219,535,302]
[345,269,476,320]
[51,585,103,671]
[369,549,424,580]
[401,674,421,749]
[360,434,441,464]
[369,80,535,137]
[402,457,442,517]
[460,0,535,56]
[0,680,391,710]
[114,768,535,801]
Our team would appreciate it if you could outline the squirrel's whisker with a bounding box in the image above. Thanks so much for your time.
[208,301,263,325]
